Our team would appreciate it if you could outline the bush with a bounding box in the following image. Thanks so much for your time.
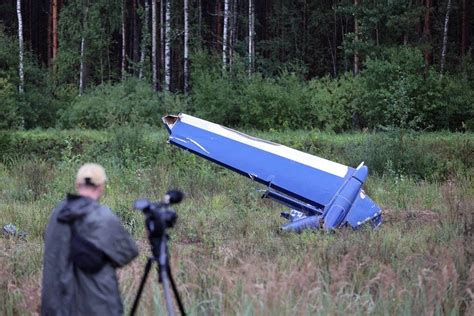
[59,78,186,128]
[0,78,23,129]
[355,47,474,131]
[239,72,311,129]
[307,74,361,132]
[190,52,313,130]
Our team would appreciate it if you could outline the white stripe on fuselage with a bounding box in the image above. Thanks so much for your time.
[178,114,349,178]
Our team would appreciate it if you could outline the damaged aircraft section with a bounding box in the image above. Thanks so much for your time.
[162,113,382,232]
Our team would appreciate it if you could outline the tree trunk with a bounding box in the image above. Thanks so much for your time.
[184,0,189,93]
[248,0,254,76]
[331,1,338,77]
[132,0,139,72]
[152,0,158,89]
[354,0,360,75]
[229,0,238,67]
[52,0,58,61]
[461,0,468,59]
[139,0,150,80]
[164,0,171,90]
[440,0,452,74]
[79,1,89,96]
[48,1,52,65]
[160,0,165,85]
[423,0,432,71]
[17,0,25,93]
[121,0,127,80]
[223,0,229,70]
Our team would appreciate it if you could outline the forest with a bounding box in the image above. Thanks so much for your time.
[0,0,473,131]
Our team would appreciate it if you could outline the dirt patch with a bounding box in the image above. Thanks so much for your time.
[382,209,441,224]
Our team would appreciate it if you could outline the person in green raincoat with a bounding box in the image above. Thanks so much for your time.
[41,163,139,316]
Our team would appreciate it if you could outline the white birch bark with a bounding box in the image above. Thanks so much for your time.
[164,0,171,90]
[440,0,452,74]
[223,0,229,70]
[79,2,89,96]
[139,0,149,80]
[184,0,189,92]
[16,0,24,93]
[160,0,165,82]
[248,0,254,76]
[121,0,126,80]
[152,0,158,89]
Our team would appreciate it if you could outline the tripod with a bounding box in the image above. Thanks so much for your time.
[130,232,186,316]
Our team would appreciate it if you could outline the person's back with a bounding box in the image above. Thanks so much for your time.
[41,164,138,316]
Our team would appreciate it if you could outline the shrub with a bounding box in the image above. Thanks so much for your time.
[355,47,473,131]
[239,72,311,129]
[59,78,185,128]
[307,74,361,132]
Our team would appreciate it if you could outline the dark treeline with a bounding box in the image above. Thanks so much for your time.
[0,0,473,131]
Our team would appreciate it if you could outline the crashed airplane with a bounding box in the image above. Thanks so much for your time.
[162,113,382,232]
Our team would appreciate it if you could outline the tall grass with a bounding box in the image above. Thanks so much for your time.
[0,130,473,315]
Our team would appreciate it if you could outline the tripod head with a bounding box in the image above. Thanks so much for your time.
[134,190,184,238]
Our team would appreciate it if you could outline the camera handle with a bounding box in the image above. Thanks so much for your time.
[130,234,186,316]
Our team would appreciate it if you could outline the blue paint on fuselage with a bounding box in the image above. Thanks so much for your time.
[169,121,352,208]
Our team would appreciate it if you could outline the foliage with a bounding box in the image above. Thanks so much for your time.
[54,0,122,87]
[59,78,185,129]
[307,74,361,132]
[355,47,474,131]
[190,52,321,130]
[0,29,58,129]
[0,78,23,129]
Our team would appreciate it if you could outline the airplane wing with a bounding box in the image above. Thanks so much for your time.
[162,113,382,231]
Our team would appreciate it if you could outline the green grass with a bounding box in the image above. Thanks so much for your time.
[0,129,473,315]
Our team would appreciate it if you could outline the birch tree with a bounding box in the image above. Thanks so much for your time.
[16,0,24,93]
[164,0,171,90]
[152,0,158,89]
[223,0,229,70]
[184,0,190,92]
[79,0,89,96]
[160,0,165,83]
[139,0,149,80]
[248,0,254,76]
[440,0,452,74]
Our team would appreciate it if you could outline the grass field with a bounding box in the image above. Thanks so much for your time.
[1,129,473,315]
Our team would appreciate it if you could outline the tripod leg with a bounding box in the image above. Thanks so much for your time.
[167,266,186,316]
[159,268,176,316]
[130,258,154,316]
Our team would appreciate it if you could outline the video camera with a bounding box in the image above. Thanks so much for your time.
[134,190,184,238]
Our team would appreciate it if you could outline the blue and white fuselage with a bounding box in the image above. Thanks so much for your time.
[163,113,382,232]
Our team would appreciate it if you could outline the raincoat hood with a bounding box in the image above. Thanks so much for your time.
[56,194,97,223]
